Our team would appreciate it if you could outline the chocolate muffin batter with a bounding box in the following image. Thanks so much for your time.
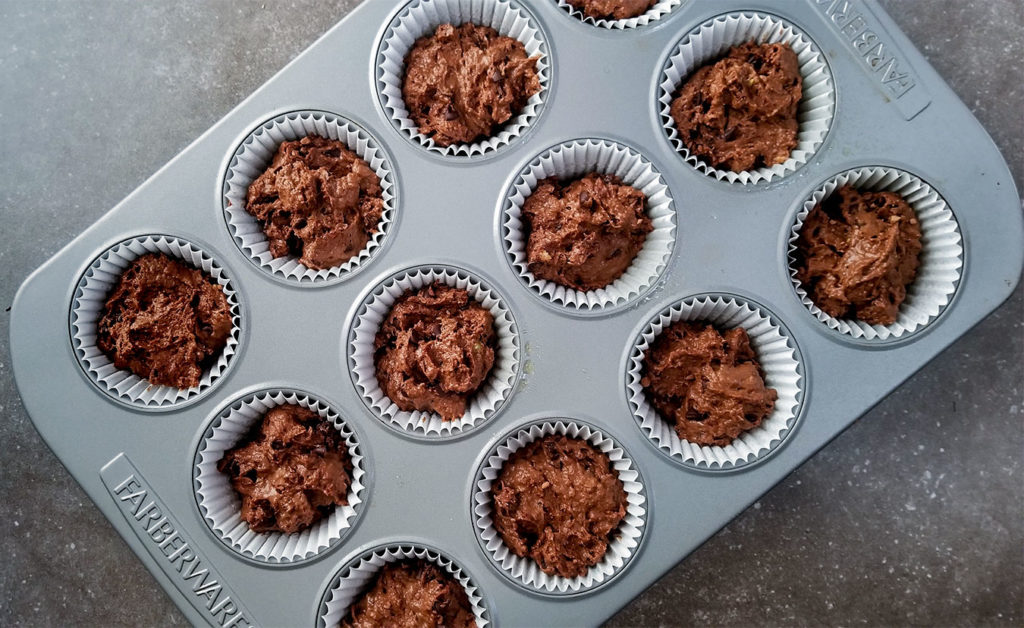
[402,23,541,147]
[523,173,652,292]
[794,186,922,325]
[218,404,351,534]
[642,321,777,447]
[374,283,496,421]
[245,135,383,270]
[342,560,476,628]
[671,42,802,172]
[96,253,232,389]
[567,0,654,20]
[491,435,627,579]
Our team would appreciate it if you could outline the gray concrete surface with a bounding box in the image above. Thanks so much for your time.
[1,1,1021,626]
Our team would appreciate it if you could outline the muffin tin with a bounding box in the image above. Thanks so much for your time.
[9,0,1023,625]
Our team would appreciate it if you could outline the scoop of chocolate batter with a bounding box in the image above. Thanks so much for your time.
[794,186,922,325]
[491,435,627,579]
[218,404,351,534]
[342,560,476,628]
[402,23,541,147]
[374,283,496,421]
[523,173,652,292]
[96,253,232,389]
[642,321,777,447]
[568,0,654,20]
[245,135,383,270]
[671,42,802,172]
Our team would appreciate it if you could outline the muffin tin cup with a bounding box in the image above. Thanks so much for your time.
[318,544,490,628]
[788,166,964,341]
[376,0,551,158]
[553,0,682,30]
[348,265,520,438]
[658,11,836,185]
[221,110,397,285]
[69,235,242,410]
[193,389,367,564]
[472,419,647,594]
[501,138,677,312]
[627,294,804,470]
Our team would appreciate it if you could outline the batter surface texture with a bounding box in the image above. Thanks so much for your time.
[491,434,627,578]
[523,173,652,292]
[96,253,232,389]
[567,0,655,20]
[341,560,476,628]
[671,42,802,172]
[794,186,923,325]
[374,283,496,421]
[218,404,351,535]
[245,135,383,270]
[642,321,778,446]
[402,23,541,147]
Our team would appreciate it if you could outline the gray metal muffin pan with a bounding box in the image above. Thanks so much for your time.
[10,0,1023,625]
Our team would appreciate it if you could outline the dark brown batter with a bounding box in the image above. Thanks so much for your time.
[642,321,777,447]
[794,186,922,325]
[342,560,476,628]
[671,42,802,172]
[491,435,627,579]
[402,23,541,147]
[218,404,351,534]
[567,0,654,20]
[245,135,383,270]
[96,253,232,389]
[523,173,652,292]
[374,283,496,421]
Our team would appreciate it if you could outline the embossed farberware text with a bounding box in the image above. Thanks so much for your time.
[813,0,930,118]
[101,455,253,628]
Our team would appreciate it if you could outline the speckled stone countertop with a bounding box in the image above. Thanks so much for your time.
[1,1,1020,626]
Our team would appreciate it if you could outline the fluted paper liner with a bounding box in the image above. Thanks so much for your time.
[502,138,676,312]
[376,0,550,157]
[788,167,963,340]
[318,544,489,627]
[658,11,835,184]
[222,110,396,284]
[473,420,647,594]
[554,0,681,30]
[193,389,366,564]
[627,295,804,469]
[70,235,241,409]
[349,265,520,437]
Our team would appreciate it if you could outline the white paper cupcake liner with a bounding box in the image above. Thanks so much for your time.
[376,0,550,157]
[501,138,677,312]
[554,0,681,30]
[788,166,964,340]
[193,389,366,564]
[472,419,647,594]
[221,110,396,285]
[627,295,804,469]
[658,11,836,184]
[318,544,489,628]
[348,265,520,437]
[69,235,241,409]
